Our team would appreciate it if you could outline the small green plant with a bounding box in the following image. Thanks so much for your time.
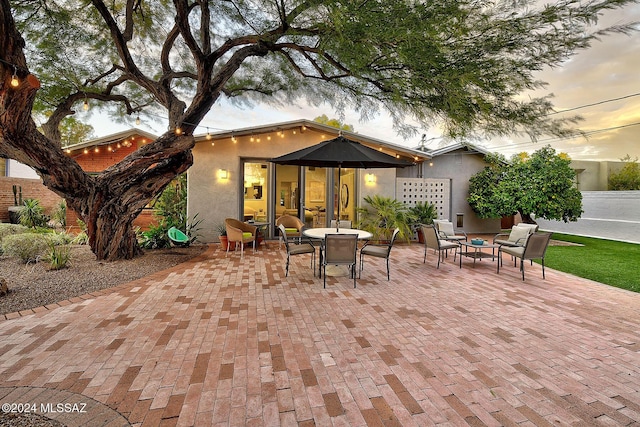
[1,233,49,263]
[139,223,172,249]
[19,198,50,228]
[51,200,67,228]
[46,243,71,270]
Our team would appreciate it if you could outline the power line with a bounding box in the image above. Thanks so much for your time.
[548,92,640,115]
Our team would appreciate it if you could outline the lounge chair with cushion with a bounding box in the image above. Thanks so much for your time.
[225,218,257,256]
[497,232,552,280]
[433,219,467,242]
[421,225,460,269]
[493,224,536,247]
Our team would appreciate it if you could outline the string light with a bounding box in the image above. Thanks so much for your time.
[83,98,89,111]
[206,127,212,140]
[135,116,141,125]
[10,66,19,87]
[175,127,182,135]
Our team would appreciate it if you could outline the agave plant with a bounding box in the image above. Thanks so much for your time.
[356,195,415,242]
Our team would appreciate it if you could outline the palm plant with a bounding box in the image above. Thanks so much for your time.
[356,195,415,242]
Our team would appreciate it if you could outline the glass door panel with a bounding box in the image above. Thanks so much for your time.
[305,167,328,227]
[335,168,355,222]
[243,161,269,222]
[274,164,301,221]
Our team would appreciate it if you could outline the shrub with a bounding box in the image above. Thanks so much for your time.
[0,223,29,242]
[19,198,50,228]
[1,233,50,263]
[46,243,71,270]
[71,232,89,245]
[51,200,67,227]
[139,223,171,249]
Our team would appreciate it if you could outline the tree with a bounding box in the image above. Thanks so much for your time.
[608,155,640,190]
[468,146,583,223]
[1,0,635,260]
[313,114,354,132]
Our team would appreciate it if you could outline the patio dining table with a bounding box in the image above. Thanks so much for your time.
[303,227,373,276]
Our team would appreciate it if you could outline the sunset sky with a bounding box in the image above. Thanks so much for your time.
[90,2,640,162]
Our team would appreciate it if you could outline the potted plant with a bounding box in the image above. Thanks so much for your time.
[356,195,415,243]
[409,201,438,243]
[8,185,23,224]
[216,223,234,250]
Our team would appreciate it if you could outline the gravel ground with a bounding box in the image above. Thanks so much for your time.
[0,244,208,316]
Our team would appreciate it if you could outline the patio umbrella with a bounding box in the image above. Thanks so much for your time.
[270,135,413,230]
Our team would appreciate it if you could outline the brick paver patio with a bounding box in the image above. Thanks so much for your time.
[0,243,638,426]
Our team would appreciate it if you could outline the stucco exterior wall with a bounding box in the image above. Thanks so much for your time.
[422,150,501,234]
[188,128,406,243]
[536,191,640,244]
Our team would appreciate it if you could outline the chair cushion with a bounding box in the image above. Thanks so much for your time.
[508,226,530,243]
[439,240,459,250]
[438,221,455,236]
[289,243,315,255]
[501,245,524,257]
[361,245,388,258]
[284,228,298,233]
[242,232,253,238]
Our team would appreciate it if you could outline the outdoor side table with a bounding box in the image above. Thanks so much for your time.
[459,241,500,268]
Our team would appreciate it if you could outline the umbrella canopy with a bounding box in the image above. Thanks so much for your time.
[270,135,413,169]
[270,135,414,229]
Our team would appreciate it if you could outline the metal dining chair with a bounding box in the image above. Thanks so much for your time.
[322,233,358,288]
[278,224,316,277]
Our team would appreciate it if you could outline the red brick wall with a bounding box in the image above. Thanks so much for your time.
[70,144,139,172]
[0,177,63,222]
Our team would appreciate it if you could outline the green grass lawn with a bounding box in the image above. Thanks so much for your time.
[543,233,640,293]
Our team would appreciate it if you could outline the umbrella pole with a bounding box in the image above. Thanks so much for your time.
[336,166,341,231]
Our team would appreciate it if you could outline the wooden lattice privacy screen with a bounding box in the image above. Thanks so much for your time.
[396,178,451,220]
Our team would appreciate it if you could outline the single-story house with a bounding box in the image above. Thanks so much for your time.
[188,119,501,242]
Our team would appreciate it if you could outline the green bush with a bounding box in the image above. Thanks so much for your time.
[46,243,71,270]
[0,223,29,241]
[71,231,89,245]
[139,223,171,249]
[1,233,50,263]
[19,198,50,228]
[51,200,67,227]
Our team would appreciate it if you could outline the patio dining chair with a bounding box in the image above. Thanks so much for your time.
[330,219,352,229]
[359,228,400,281]
[278,224,317,277]
[323,233,358,288]
[421,225,460,269]
[497,232,552,280]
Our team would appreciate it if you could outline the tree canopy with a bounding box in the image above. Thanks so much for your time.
[1,0,636,259]
[468,146,583,223]
[608,155,640,190]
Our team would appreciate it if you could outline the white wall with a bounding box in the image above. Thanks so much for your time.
[536,191,640,244]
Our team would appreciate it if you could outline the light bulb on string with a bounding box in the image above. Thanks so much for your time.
[206,128,212,140]
[10,66,19,87]
[83,98,89,111]
[135,116,141,126]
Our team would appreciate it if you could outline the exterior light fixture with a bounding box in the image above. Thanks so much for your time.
[219,169,228,179]
[365,173,376,184]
